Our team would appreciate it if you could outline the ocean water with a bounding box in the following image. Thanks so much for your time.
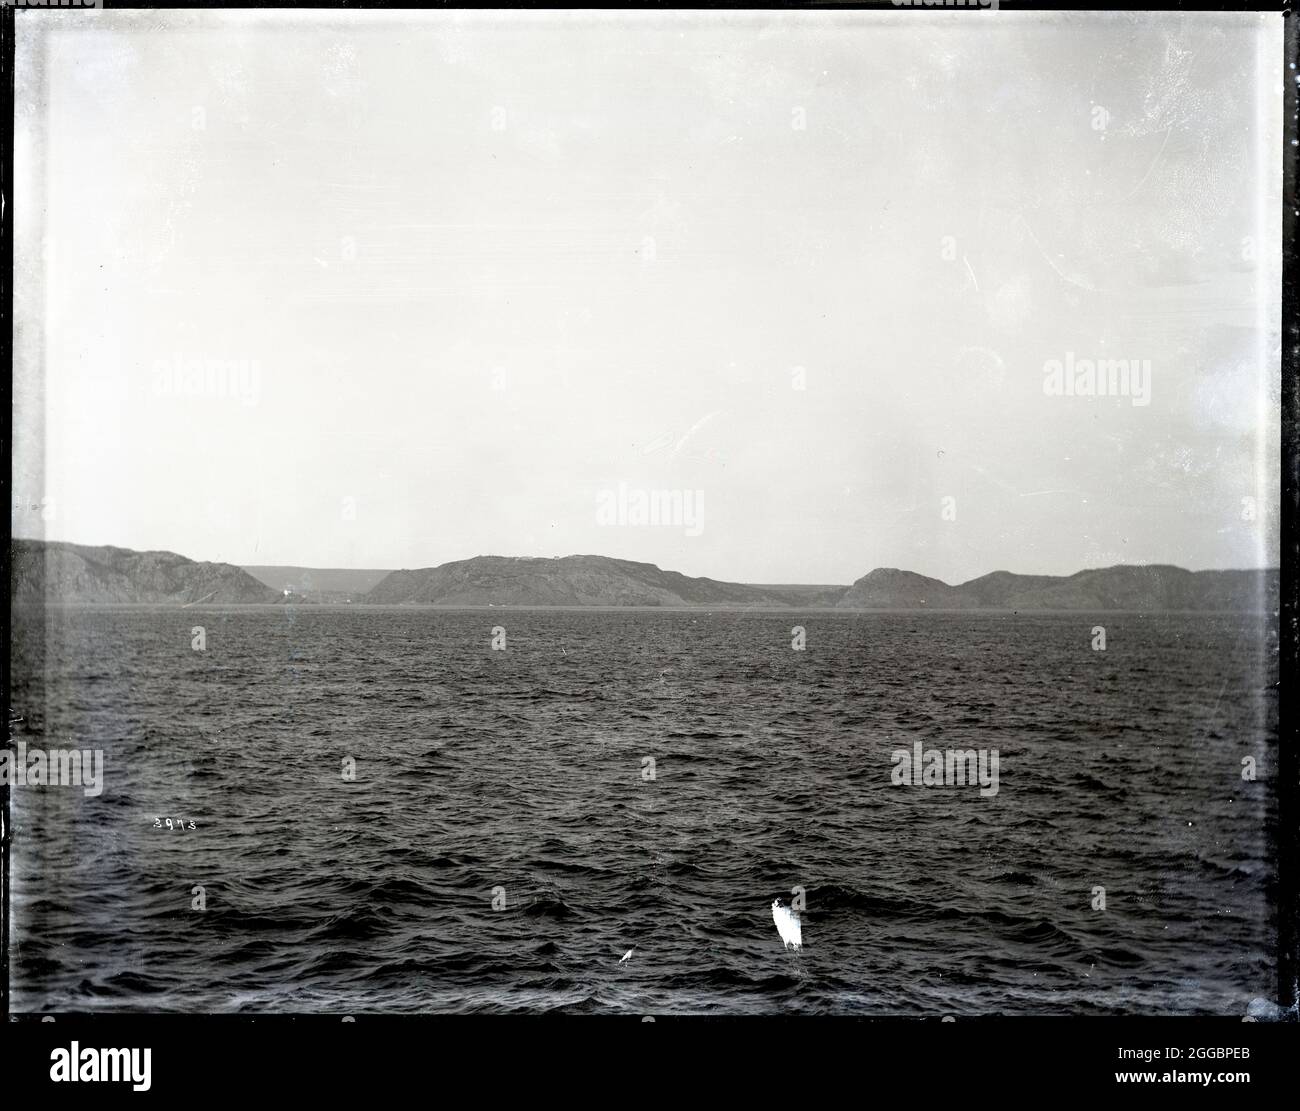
[7,606,1279,1014]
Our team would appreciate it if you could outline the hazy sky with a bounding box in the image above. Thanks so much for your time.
[13,9,1283,583]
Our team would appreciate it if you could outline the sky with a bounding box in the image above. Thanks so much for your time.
[12,9,1284,584]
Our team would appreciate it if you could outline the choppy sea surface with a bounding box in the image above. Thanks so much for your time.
[8,606,1279,1014]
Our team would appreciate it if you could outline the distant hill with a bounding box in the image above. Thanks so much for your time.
[363,554,809,607]
[836,568,965,609]
[12,540,280,605]
[242,565,393,603]
[746,583,852,607]
[836,564,1278,612]
[10,541,1279,611]
[364,555,1276,611]
[991,565,1278,612]
[951,570,1063,608]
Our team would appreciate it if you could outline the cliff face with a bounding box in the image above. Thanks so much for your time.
[12,540,281,604]
[362,555,806,607]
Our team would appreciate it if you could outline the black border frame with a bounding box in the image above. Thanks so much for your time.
[0,0,1295,1093]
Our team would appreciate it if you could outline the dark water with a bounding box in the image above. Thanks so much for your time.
[8,606,1279,1014]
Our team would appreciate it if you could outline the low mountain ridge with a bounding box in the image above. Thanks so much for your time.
[836,564,1277,612]
[1006,565,1277,612]
[9,540,1279,611]
[362,554,805,607]
[835,568,966,609]
[12,540,280,604]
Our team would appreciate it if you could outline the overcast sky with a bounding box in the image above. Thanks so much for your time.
[12,9,1283,584]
